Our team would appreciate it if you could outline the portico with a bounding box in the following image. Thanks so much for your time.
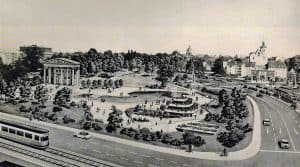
[43,58,80,86]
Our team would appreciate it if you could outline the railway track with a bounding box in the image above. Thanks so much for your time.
[45,147,113,167]
[0,141,80,167]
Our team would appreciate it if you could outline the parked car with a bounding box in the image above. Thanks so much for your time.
[263,119,271,126]
[73,131,92,140]
[278,139,290,149]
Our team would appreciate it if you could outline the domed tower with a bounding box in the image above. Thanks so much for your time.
[249,41,268,67]
[260,41,267,53]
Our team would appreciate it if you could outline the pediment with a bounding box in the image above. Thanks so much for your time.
[43,58,80,65]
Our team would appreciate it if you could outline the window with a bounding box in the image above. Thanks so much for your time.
[9,128,16,134]
[25,133,32,139]
[17,131,24,136]
[41,136,49,141]
[34,135,39,141]
[1,126,8,132]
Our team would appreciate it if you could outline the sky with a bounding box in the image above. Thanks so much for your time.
[0,0,299,58]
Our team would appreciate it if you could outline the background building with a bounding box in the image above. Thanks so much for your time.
[0,51,25,64]
[249,41,268,67]
[222,42,287,82]
[20,45,53,59]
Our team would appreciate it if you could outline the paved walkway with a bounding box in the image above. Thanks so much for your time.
[0,96,261,161]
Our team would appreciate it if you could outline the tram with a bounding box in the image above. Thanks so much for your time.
[0,118,49,149]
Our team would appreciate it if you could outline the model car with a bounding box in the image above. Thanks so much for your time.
[278,139,290,149]
[73,131,92,140]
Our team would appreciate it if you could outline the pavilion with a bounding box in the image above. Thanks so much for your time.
[42,58,80,87]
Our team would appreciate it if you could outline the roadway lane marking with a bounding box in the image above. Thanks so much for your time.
[294,128,299,135]
[262,98,297,151]
[92,150,102,154]
[183,164,192,167]
[79,146,87,150]
[105,153,116,157]
[266,127,269,135]
[260,149,300,154]
[140,154,151,158]
[155,158,164,161]
[102,145,112,149]
[148,164,158,167]
[273,134,278,151]
[133,161,143,164]
[120,157,129,161]
[114,147,125,152]
[90,141,99,145]
[128,151,137,155]
[279,127,282,134]
[169,160,178,164]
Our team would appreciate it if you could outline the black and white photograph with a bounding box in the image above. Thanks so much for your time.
[0,0,299,166]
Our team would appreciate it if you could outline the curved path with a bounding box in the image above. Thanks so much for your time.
[0,95,261,161]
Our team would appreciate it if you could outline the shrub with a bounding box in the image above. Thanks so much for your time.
[160,104,166,111]
[92,122,102,131]
[83,121,92,130]
[161,134,173,144]
[204,113,213,122]
[134,133,142,140]
[106,123,116,133]
[31,101,39,105]
[155,131,163,139]
[140,128,150,136]
[150,133,157,141]
[63,115,75,124]
[120,128,128,135]
[94,119,104,123]
[170,139,182,146]
[143,134,151,141]
[70,101,77,107]
[53,106,63,113]
[193,136,205,147]
[19,105,27,112]
[48,113,58,121]
[44,112,49,118]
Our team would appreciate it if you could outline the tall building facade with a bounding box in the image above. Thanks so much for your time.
[20,45,53,59]
[0,51,25,64]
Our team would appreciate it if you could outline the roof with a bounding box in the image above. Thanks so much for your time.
[0,118,49,134]
[267,60,286,69]
[244,62,255,67]
[227,59,243,67]
[43,58,80,65]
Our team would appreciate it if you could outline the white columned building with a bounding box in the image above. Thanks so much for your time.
[43,58,80,87]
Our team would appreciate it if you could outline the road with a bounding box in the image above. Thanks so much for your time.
[256,96,300,152]
[0,95,300,166]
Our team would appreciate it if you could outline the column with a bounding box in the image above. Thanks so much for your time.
[66,68,69,85]
[43,68,46,84]
[72,68,75,86]
[53,68,57,85]
[76,68,80,87]
[48,67,52,84]
[60,68,63,85]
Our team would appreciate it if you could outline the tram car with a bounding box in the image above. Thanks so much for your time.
[0,118,49,149]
